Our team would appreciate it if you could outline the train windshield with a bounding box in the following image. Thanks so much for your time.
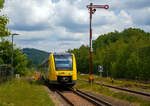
[54,55,73,71]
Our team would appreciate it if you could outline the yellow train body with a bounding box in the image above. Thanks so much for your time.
[40,53,77,85]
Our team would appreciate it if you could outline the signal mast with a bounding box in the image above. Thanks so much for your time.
[86,3,109,83]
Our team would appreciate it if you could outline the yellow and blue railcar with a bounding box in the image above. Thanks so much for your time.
[40,53,77,85]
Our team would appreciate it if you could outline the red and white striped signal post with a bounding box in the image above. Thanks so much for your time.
[86,3,109,83]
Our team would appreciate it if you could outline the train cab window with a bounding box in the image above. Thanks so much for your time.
[54,55,73,71]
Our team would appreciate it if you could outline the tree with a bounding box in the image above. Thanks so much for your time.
[0,0,10,38]
[14,49,28,75]
[0,40,28,75]
[0,0,4,9]
[0,15,10,37]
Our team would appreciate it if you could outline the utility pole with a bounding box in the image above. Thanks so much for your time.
[11,33,19,82]
[86,3,109,84]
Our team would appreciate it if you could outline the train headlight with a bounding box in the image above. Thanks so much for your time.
[69,72,73,75]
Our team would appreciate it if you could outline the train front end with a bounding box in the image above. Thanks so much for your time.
[50,53,77,86]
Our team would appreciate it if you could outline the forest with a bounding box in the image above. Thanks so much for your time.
[68,28,150,81]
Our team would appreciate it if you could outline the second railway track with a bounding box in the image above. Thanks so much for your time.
[79,79,150,97]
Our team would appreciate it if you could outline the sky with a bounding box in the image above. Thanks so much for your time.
[2,0,150,52]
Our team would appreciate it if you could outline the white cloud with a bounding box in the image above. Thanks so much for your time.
[2,0,150,52]
[4,0,54,30]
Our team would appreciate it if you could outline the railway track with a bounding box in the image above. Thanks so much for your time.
[72,89,112,106]
[48,85,112,106]
[79,79,150,97]
[55,90,74,106]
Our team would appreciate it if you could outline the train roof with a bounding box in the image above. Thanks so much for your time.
[41,52,73,65]
[53,52,72,55]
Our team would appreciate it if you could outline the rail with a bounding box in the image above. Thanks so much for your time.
[56,90,74,106]
[72,88,112,106]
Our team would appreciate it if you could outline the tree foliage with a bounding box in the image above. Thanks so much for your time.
[0,40,28,75]
[0,15,10,37]
[0,0,4,9]
[0,0,10,37]
[68,28,150,81]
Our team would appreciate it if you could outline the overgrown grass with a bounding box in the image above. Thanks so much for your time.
[76,80,150,106]
[0,78,54,106]
[78,74,150,93]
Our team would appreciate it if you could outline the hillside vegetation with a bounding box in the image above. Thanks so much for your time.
[68,28,150,81]
[23,48,50,67]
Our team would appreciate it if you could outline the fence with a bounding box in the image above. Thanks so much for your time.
[0,64,11,84]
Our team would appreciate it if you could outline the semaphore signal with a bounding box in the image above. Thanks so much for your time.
[86,3,109,84]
